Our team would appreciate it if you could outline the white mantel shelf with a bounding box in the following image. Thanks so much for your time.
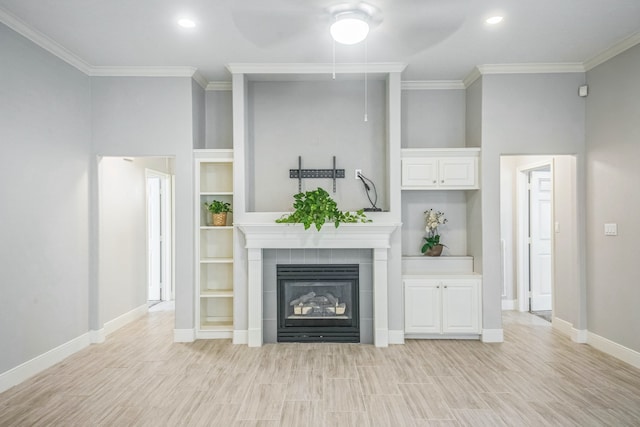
[237,222,400,348]
[237,223,400,249]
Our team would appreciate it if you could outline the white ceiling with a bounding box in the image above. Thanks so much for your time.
[1,0,639,82]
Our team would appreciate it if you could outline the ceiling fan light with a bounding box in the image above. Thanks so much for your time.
[330,13,369,45]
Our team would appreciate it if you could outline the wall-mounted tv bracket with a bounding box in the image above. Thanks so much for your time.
[289,156,345,193]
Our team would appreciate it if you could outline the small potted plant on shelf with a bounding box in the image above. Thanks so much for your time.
[421,209,447,256]
[204,200,232,226]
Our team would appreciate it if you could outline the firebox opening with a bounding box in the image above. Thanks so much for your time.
[277,264,360,343]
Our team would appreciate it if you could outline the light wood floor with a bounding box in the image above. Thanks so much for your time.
[2,307,640,426]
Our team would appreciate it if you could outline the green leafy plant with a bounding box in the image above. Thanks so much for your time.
[204,200,232,214]
[276,187,370,231]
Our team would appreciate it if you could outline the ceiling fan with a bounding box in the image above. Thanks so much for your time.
[229,0,471,55]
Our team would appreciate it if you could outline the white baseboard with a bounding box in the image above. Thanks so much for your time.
[104,304,148,336]
[588,331,640,369]
[501,299,516,310]
[0,333,90,393]
[233,330,248,344]
[89,328,105,344]
[174,329,195,342]
[481,329,504,343]
[388,330,405,345]
[552,317,588,343]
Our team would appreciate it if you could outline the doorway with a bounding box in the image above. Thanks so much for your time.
[146,169,172,305]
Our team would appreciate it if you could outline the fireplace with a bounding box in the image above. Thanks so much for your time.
[277,264,359,342]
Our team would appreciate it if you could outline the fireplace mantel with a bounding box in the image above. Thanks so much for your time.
[237,222,400,347]
[237,223,399,249]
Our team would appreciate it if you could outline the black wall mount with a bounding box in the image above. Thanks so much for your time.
[289,156,345,193]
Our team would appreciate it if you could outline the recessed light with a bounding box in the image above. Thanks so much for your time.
[178,18,196,28]
[486,16,504,25]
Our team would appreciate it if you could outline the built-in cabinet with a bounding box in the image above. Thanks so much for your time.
[401,148,479,190]
[195,150,234,339]
[404,275,481,336]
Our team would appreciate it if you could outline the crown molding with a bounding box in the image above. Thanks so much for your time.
[0,7,91,74]
[88,66,198,77]
[463,67,482,88]
[584,31,640,71]
[402,80,465,90]
[477,63,585,74]
[206,81,232,91]
[226,62,407,75]
[192,70,208,89]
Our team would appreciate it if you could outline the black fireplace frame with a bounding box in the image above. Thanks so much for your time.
[277,264,360,343]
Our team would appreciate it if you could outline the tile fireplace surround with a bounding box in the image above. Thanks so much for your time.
[237,223,399,347]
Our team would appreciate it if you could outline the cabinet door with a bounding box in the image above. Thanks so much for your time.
[404,280,441,333]
[401,158,438,188]
[441,279,480,334]
[438,157,477,188]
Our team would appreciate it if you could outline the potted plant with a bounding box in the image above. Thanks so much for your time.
[421,209,447,256]
[204,200,232,226]
[276,187,370,231]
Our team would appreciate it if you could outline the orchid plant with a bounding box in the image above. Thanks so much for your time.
[421,209,447,253]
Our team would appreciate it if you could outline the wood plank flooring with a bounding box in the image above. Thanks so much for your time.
[2,307,640,426]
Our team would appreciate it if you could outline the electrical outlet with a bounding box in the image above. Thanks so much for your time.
[355,169,362,179]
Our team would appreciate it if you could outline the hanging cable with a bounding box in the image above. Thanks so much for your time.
[364,38,368,122]
[332,37,336,80]
[357,171,380,211]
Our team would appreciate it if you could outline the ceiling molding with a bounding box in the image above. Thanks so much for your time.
[584,31,640,71]
[477,63,585,74]
[402,81,465,90]
[88,66,198,77]
[226,62,407,75]
[192,71,208,89]
[463,67,482,88]
[0,6,91,74]
[206,82,232,91]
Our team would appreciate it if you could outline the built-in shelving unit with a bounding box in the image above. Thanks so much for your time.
[195,149,234,338]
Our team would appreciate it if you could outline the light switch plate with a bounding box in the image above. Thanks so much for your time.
[604,223,617,236]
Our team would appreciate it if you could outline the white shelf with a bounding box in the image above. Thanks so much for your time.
[200,290,234,298]
[200,257,233,264]
[195,152,235,339]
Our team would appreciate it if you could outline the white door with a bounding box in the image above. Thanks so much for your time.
[147,176,162,301]
[438,157,476,188]
[401,158,438,188]
[529,170,552,311]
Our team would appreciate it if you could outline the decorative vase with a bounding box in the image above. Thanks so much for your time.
[424,244,443,257]
[211,212,227,226]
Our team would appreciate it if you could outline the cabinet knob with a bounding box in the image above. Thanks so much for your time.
[436,285,440,288]
[444,285,448,289]
[441,180,444,183]
[433,180,436,184]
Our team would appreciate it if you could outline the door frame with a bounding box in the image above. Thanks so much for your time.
[145,169,173,302]
[516,159,555,314]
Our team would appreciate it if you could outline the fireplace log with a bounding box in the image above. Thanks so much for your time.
[289,291,316,306]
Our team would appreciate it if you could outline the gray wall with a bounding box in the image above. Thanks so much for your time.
[91,76,194,330]
[0,23,91,373]
[481,73,587,331]
[585,43,640,352]
[192,80,206,149]
[465,79,483,274]
[402,89,466,148]
[98,157,173,323]
[206,90,233,149]
[246,80,387,212]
